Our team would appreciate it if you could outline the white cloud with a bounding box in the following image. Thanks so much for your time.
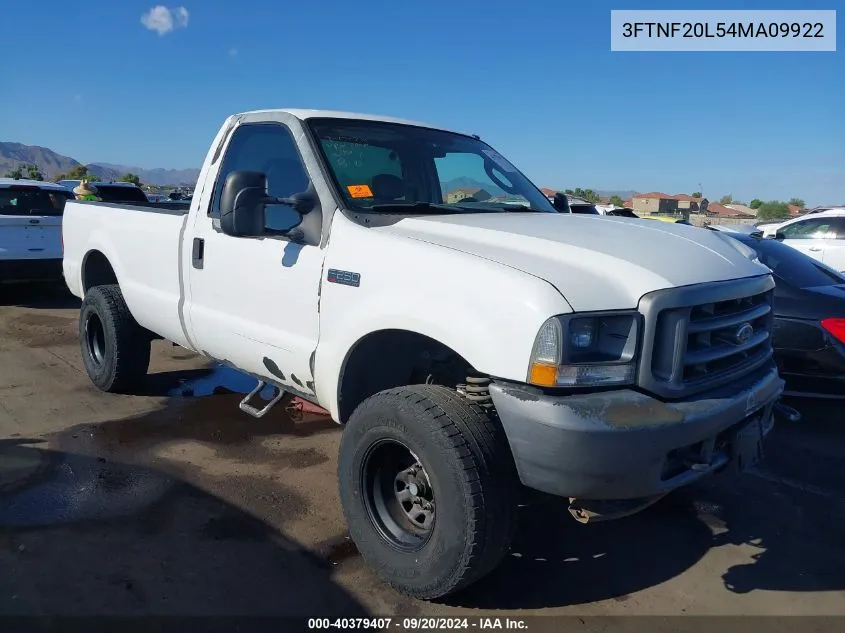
[228,47,238,57]
[141,6,190,36]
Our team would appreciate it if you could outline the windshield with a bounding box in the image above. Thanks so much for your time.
[308,118,556,214]
[0,187,72,216]
[737,235,845,288]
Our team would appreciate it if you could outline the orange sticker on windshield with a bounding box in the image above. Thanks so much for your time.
[347,184,373,198]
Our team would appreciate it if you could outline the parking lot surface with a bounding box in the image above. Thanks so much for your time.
[1,284,844,617]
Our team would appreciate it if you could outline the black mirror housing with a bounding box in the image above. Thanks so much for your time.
[552,192,571,213]
[220,170,270,237]
[774,231,786,241]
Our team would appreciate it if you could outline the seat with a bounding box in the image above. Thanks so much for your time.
[370,174,405,202]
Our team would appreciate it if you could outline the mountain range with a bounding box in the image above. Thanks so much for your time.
[2,141,640,198]
[0,142,200,186]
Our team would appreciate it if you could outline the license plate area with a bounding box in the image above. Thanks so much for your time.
[725,414,764,474]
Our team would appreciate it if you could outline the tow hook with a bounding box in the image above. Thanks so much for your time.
[567,495,665,524]
[774,401,801,423]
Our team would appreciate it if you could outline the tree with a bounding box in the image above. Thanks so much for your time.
[119,172,142,186]
[564,189,574,195]
[691,191,702,198]
[609,195,625,207]
[24,163,44,181]
[756,201,792,221]
[4,166,24,179]
[571,187,599,202]
[55,165,91,182]
[749,199,762,209]
[719,194,733,205]
[788,198,805,208]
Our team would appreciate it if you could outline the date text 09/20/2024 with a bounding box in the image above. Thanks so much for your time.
[307,617,528,630]
[621,22,825,39]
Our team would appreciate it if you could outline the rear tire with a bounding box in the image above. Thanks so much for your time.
[338,384,518,599]
[79,284,151,393]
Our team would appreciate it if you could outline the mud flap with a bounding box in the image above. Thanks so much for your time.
[727,414,764,474]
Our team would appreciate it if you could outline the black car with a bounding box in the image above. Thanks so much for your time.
[713,228,845,399]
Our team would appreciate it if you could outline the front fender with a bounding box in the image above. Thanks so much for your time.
[312,218,572,420]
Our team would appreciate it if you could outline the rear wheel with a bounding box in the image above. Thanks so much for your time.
[79,284,151,393]
[338,384,519,599]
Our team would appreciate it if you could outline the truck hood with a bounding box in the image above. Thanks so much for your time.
[375,213,770,311]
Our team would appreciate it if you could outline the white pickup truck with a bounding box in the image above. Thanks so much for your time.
[62,109,786,599]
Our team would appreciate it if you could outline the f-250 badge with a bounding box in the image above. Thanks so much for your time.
[327,269,360,287]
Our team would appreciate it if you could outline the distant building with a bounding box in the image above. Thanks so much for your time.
[726,203,756,216]
[631,192,704,215]
[704,203,755,219]
[445,187,491,203]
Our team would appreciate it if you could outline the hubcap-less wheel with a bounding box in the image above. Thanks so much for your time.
[84,313,106,365]
[362,439,435,551]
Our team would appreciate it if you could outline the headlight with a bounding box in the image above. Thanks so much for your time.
[528,312,640,387]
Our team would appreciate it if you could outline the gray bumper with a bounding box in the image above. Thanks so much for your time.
[490,364,784,500]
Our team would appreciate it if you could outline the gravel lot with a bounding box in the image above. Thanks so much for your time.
[1,283,844,619]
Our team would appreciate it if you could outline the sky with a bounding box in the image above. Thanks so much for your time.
[1,0,842,205]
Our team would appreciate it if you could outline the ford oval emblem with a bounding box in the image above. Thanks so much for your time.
[735,323,754,345]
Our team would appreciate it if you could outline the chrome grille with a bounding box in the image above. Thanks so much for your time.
[638,276,776,399]
[682,291,772,381]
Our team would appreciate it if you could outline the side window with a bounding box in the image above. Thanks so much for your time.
[832,217,845,239]
[780,218,836,239]
[209,123,310,233]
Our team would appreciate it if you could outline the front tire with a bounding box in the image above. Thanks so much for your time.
[79,284,151,393]
[338,385,519,599]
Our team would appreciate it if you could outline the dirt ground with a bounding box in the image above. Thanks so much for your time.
[1,283,844,619]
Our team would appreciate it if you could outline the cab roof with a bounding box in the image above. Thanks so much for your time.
[0,178,69,191]
[235,108,467,136]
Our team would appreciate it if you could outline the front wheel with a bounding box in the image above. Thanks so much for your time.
[79,284,151,393]
[338,384,519,599]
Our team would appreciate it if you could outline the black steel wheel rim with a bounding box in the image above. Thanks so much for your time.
[361,438,435,551]
[84,312,106,366]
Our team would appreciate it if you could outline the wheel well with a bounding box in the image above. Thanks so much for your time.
[82,250,118,293]
[337,330,478,423]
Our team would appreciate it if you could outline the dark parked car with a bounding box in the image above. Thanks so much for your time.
[711,227,845,399]
[552,192,600,214]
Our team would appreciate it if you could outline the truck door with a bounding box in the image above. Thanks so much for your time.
[186,121,325,398]
[778,216,837,265]
[823,217,845,273]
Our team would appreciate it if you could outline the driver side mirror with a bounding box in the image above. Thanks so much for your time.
[774,230,786,241]
[552,192,571,213]
[219,170,317,237]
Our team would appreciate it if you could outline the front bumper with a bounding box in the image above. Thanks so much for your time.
[490,363,784,501]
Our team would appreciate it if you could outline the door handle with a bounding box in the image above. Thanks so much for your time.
[192,237,205,269]
[808,247,822,252]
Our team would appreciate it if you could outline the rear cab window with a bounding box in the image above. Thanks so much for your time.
[94,185,149,203]
[0,186,72,216]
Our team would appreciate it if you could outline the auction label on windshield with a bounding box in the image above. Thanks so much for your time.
[611,10,836,51]
[347,184,374,198]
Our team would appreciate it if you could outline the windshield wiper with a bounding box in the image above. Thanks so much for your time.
[368,202,463,214]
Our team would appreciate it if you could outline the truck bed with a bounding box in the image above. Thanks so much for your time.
[61,200,194,348]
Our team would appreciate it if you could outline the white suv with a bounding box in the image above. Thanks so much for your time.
[0,178,72,283]
[759,209,845,273]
